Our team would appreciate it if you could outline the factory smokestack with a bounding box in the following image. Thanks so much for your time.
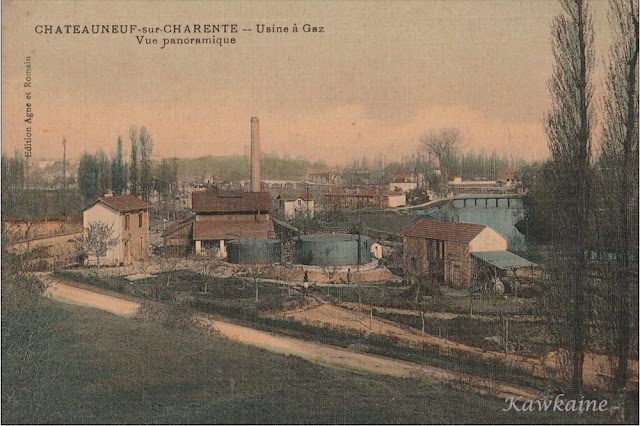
[250,117,261,192]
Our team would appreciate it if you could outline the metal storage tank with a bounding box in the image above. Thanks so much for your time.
[294,234,371,266]
[227,238,282,264]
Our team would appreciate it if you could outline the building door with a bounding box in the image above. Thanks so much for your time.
[452,263,461,286]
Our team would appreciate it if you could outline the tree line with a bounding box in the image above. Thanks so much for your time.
[1,150,84,218]
[77,126,178,210]
[339,137,526,193]
[520,0,638,410]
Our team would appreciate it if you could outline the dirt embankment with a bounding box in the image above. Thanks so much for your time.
[280,301,639,391]
[42,275,141,317]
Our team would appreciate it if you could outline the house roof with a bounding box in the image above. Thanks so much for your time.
[403,219,486,244]
[471,250,537,270]
[85,194,149,213]
[192,219,275,240]
[392,171,418,181]
[161,215,194,237]
[500,172,516,180]
[192,190,270,213]
[277,192,313,201]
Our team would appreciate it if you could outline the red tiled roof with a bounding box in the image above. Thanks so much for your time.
[86,195,149,213]
[500,172,516,180]
[192,190,270,213]
[192,219,275,240]
[393,171,417,179]
[403,219,486,244]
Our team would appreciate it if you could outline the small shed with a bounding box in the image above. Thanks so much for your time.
[471,250,537,271]
[471,250,537,293]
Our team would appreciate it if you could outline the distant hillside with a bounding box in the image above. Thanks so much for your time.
[176,154,327,181]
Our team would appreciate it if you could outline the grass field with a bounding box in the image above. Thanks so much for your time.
[2,294,613,424]
[54,270,565,391]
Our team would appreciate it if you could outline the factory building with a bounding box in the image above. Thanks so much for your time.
[403,219,535,288]
[162,117,275,258]
[326,188,406,209]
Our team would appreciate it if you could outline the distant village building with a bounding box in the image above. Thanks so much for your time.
[326,188,406,209]
[447,173,462,183]
[308,171,344,186]
[274,193,315,218]
[82,194,150,265]
[191,190,274,255]
[447,178,504,195]
[389,171,424,193]
[403,219,534,288]
[498,172,518,187]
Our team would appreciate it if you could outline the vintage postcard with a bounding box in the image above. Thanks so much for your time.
[2,0,638,424]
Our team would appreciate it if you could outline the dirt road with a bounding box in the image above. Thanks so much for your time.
[40,274,542,401]
[43,276,140,316]
[282,301,639,391]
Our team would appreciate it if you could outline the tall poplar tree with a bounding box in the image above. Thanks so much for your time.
[139,126,153,202]
[78,152,98,205]
[129,126,139,196]
[110,136,126,195]
[597,0,639,394]
[543,0,595,394]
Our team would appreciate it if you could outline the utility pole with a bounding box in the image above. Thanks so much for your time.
[62,137,67,191]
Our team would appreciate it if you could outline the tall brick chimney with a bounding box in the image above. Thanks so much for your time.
[250,117,261,192]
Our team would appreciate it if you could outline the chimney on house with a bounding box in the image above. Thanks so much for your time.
[250,117,261,192]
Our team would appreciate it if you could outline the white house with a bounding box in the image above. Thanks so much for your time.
[388,171,424,193]
[276,193,315,218]
[82,194,150,265]
[387,192,407,208]
[499,172,518,187]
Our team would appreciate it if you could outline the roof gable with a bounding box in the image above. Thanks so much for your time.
[192,190,270,213]
[403,219,486,244]
[277,192,313,202]
[85,195,149,213]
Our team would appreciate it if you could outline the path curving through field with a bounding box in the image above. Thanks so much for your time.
[40,274,543,401]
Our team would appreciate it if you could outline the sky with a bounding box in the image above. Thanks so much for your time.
[2,0,612,165]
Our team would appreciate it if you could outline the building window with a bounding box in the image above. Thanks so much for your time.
[125,214,130,230]
[139,213,143,228]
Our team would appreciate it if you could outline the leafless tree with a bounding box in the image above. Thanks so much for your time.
[246,263,271,303]
[403,248,432,304]
[22,218,43,250]
[419,128,460,189]
[77,221,118,269]
[197,256,219,294]
[543,0,595,394]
